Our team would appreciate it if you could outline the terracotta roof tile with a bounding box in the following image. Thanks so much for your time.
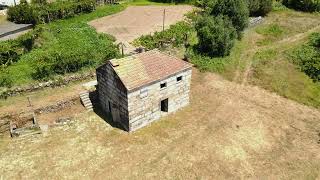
[109,50,192,91]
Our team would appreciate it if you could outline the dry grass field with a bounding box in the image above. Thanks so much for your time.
[1,69,320,179]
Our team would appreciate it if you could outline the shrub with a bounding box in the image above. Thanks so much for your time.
[7,0,96,24]
[0,73,13,88]
[290,33,320,81]
[206,0,249,37]
[7,0,37,24]
[282,0,320,12]
[0,29,40,67]
[133,21,194,49]
[0,5,124,87]
[195,15,237,57]
[247,0,272,16]
[27,27,119,80]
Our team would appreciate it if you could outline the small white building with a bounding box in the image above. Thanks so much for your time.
[96,50,192,132]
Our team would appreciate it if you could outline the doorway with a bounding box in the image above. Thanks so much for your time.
[108,101,112,113]
[161,98,168,112]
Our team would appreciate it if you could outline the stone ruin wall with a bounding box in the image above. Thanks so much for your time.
[128,68,192,131]
[96,63,129,130]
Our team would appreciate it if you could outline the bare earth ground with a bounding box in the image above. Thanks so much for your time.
[1,69,320,179]
[88,5,193,43]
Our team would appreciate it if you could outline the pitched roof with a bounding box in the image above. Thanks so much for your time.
[108,50,192,91]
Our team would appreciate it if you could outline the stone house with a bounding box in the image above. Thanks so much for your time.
[96,50,192,132]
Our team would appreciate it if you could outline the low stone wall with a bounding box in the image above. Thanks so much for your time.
[0,71,96,99]
[0,96,79,120]
[0,96,79,136]
[35,97,79,114]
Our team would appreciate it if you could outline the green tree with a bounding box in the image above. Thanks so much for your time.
[282,0,320,12]
[7,0,36,24]
[195,15,237,57]
[290,33,320,81]
[207,0,249,37]
[248,0,272,16]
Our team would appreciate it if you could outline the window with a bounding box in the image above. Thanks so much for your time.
[177,76,183,82]
[161,98,168,112]
[160,82,167,89]
[140,88,148,98]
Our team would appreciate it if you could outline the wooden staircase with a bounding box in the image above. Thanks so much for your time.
[79,91,93,111]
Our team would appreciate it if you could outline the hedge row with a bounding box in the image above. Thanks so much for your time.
[7,0,96,24]
[282,0,320,12]
[290,33,320,82]
[0,28,41,67]
[132,21,194,50]
[247,0,273,16]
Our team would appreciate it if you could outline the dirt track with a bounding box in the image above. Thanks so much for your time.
[89,5,193,43]
[1,69,319,179]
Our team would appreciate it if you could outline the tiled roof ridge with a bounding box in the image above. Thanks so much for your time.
[105,49,192,91]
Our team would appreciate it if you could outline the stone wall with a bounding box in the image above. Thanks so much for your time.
[96,63,129,130]
[0,71,96,99]
[128,68,192,131]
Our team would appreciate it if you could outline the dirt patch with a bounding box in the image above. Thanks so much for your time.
[89,5,193,43]
[0,69,319,179]
[36,100,85,126]
[0,80,87,117]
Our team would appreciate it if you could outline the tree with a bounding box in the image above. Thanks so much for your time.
[207,0,249,37]
[7,0,36,24]
[282,0,320,12]
[195,15,237,57]
[248,0,272,16]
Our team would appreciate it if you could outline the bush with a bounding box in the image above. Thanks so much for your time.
[282,0,320,12]
[7,0,96,24]
[0,73,13,88]
[247,0,272,16]
[205,0,249,37]
[195,15,237,57]
[7,0,37,24]
[0,5,124,87]
[290,33,320,81]
[133,21,194,49]
[27,28,119,80]
[0,29,40,67]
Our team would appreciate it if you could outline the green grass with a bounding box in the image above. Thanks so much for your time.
[188,8,320,108]
[1,0,180,88]
[0,4,126,87]
[191,39,246,74]
[251,48,320,107]
[256,23,286,46]
[256,24,285,37]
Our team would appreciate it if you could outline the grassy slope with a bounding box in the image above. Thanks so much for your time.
[1,0,175,87]
[1,5,126,86]
[193,9,320,108]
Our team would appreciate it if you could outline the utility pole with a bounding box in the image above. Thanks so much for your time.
[119,42,125,57]
[162,9,166,32]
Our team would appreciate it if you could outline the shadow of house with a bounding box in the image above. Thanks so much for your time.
[89,90,127,131]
